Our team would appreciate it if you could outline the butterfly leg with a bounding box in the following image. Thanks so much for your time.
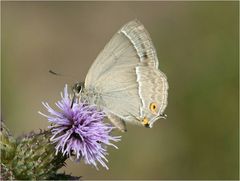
[106,113,127,132]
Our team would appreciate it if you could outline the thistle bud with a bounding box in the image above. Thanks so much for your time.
[0,163,15,180]
[12,131,67,180]
[0,121,16,164]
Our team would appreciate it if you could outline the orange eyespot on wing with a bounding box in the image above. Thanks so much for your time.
[142,117,150,127]
[149,102,158,114]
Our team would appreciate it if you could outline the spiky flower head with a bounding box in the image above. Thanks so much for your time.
[12,131,67,180]
[0,121,16,165]
[39,85,120,169]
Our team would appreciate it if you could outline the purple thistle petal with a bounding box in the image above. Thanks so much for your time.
[40,84,121,170]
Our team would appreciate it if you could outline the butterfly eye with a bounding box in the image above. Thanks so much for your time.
[150,102,158,114]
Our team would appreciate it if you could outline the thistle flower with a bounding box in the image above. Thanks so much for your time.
[39,85,121,170]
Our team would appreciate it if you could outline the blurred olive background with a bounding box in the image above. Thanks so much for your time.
[1,1,238,180]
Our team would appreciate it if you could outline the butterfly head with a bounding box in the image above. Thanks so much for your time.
[72,82,84,95]
[70,82,85,108]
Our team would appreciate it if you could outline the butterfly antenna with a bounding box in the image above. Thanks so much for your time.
[49,69,80,81]
[48,69,84,108]
[49,69,62,76]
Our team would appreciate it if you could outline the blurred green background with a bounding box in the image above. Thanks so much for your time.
[1,1,239,180]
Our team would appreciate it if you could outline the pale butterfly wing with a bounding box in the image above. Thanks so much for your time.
[120,20,159,69]
[85,19,159,86]
[85,26,142,125]
[84,19,168,129]
[136,65,168,127]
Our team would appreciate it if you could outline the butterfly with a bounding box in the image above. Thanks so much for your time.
[73,19,168,132]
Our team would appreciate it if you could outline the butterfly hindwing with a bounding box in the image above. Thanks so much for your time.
[136,65,168,127]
